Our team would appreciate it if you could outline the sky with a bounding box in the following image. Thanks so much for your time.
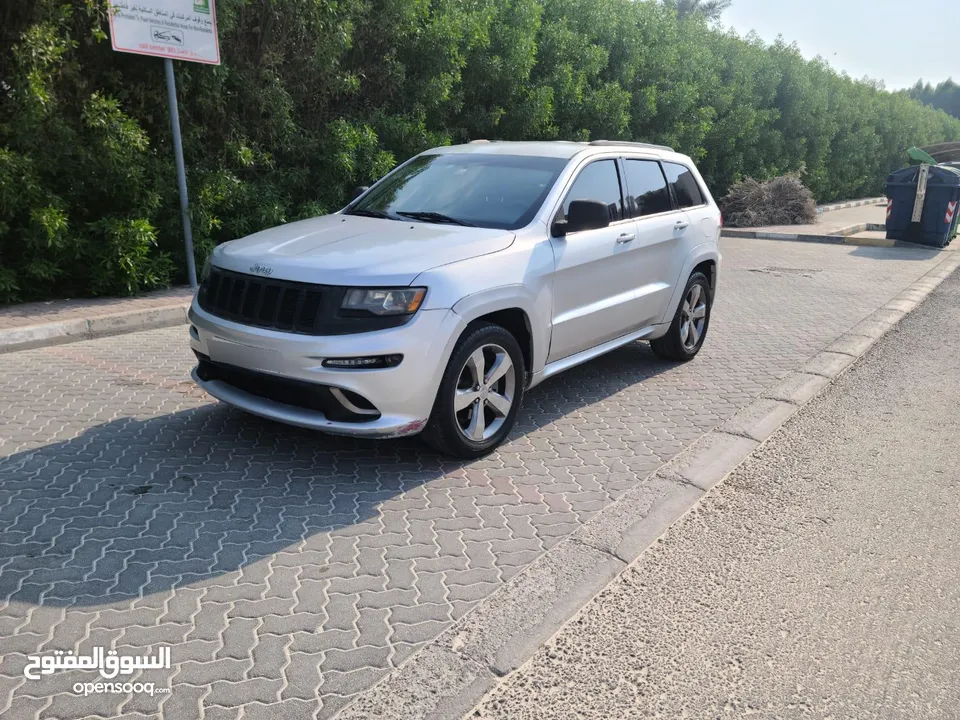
[721,0,954,90]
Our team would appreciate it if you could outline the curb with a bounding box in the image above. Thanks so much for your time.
[816,196,885,214]
[723,224,950,251]
[332,252,960,720]
[0,303,191,354]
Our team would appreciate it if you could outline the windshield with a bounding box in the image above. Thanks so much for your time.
[346,153,568,230]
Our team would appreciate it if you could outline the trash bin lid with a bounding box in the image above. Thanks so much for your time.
[908,147,938,165]
[928,165,960,185]
[887,164,960,187]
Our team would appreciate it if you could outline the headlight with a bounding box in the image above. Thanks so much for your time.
[341,287,426,316]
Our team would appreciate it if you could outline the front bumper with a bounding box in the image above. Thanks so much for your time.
[188,300,466,437]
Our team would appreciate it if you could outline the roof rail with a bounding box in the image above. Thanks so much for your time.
[468,139,491,144]
[589,139,675,152]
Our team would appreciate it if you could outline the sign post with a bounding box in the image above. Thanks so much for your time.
[107,0,221,289]
[163,58,197,289]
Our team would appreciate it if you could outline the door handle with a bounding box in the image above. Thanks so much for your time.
[675,220,690,230]
[616,232,635,244]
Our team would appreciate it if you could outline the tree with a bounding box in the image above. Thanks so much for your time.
[663,0,734,20]
[1,0,957,304]
[909,79,960,120]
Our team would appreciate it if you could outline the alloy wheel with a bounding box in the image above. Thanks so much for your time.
[454,343,516,442]
[679,283,708,351]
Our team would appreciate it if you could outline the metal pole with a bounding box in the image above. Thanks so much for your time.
[911,163,929,225]
[164,58,198,289]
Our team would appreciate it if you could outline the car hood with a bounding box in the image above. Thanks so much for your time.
[211,215,516,286]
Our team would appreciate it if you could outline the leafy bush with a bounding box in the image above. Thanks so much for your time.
[719,175,817,228]
[1,0,959,303]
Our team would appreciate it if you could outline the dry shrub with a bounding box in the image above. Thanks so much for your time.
[720,175,817,227]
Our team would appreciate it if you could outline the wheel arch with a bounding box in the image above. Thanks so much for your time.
[658,244,719,325]
[692,258,717,296]
[451,286,547,383]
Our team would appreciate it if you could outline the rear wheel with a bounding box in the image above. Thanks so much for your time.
[650,271,712,361]
[422,323,525,458]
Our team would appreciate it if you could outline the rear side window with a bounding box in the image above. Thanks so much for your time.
[624,160,672,217]
[558,160,625,224]
[663,162,706,208]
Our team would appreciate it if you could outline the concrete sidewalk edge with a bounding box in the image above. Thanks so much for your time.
[816,197,885,214]
[331,252,960,720]
[724,223,955,251]
[0,303,190,354]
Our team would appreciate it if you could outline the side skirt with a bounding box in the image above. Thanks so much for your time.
[529,323,669,389]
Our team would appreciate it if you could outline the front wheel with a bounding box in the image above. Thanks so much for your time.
[650,271,712,362]
[421,323,525,459]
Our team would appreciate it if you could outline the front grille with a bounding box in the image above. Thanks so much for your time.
[196,358,380,423]
[197,266,415,336]
[199,267,327,334]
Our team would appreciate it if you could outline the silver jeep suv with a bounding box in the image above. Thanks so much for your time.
[189,140,722,457]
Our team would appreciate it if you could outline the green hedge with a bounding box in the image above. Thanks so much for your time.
[2,0,959,303]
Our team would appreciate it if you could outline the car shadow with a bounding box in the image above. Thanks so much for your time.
[0,341,677,608]
[848,244,946,261]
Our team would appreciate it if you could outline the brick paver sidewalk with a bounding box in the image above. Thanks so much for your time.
[0,237,950,720]
[0,287,194,331]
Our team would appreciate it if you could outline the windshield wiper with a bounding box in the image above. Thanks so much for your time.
[396,211,475,227]
[344,208,396,220]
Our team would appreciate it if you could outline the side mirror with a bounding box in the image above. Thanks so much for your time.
[565,200,612,234]
[351,186,369,201]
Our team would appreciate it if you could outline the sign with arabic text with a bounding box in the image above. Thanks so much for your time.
[109,0,220,64]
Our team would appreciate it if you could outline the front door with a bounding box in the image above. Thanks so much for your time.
[547,159,638,363]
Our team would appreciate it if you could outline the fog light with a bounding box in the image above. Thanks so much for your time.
[322,354,403,369]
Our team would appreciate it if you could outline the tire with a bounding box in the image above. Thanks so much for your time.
[421,322,526,459]
[650,271,712,362]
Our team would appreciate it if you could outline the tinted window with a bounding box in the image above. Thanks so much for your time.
[624,160,672,217]
[349,153,568,230]
[558,160,625,225]
[664,162,706,208]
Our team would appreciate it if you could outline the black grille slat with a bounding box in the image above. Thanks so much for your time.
[276,288,299,330]
[291,290,308,331]
[206,271,222,308]
[271,287,284,326]
[216,275,233,312]
[241,282,261,318]
[228,277,246,316]
[295,290,324,331]
[196,267,415,336]
[259,285,281,324]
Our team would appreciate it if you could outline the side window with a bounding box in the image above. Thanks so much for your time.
[663,162,706,208]
[624,160,672,217]
[557,160,625,225]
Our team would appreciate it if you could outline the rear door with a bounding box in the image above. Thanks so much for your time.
[547,158,639,363]
[660,161,717,308]
[621,158,686,327]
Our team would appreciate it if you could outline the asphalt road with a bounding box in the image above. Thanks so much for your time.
[470,267,960,718]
